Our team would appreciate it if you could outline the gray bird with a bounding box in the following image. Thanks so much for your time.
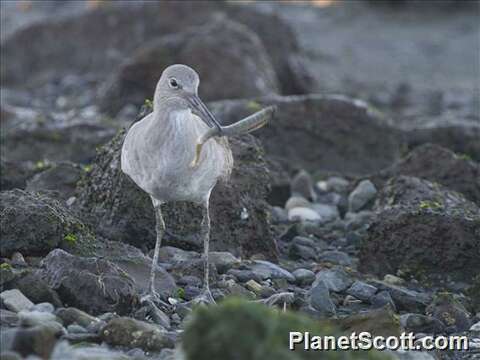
[121,64,274,304]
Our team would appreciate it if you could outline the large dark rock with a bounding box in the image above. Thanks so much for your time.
[209,95,403,175]
[75,129,278,261]
[99,16,279,115]
[1,120,116,164]
[0,189,96,257]
[40,249,139,315]
[359,176,480,284]
[405,123,480,162]
[1,2,310,96]
[26,161,83,200]
[372,143,480,205]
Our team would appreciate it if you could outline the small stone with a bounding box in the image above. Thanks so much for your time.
[292,269,315,286]
[245,280,263,295]
[371,290,396,311]
[288,207,321,223]
[325,176,350,194]
[348,180,377,212]
[347,281,378,302]
[291,170,316,201]
[310,203,339,223]
[309,280,336,315]
[18,310,60,328]
[0,289,34,313]
[66,324,88,334]
[250,260,295,283]
[318,251,353,267]
[289,237,317,261]
[314,267,354,292]
[30,302,55,313]
[55,307,101,328]
[11,252,27,267]
[470,321,480,331]
[209,252,240,273]
[284,196,310,211]
[384,274,405,286]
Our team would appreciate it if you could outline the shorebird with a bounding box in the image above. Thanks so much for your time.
[121,64,274,304]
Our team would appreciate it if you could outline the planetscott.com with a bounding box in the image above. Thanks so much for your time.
[289,332,469,351]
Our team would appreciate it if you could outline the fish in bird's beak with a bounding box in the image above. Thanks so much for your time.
[188,94,223,133]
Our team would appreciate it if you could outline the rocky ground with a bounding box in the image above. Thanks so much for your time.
[1,1,479,359]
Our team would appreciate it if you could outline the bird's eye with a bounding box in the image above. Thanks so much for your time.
[169,78,179,89]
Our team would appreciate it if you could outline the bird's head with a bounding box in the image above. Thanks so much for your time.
[154,64,222,131]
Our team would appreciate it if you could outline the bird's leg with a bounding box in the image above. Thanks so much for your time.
[141,199,170,311]
[192,197,216,305]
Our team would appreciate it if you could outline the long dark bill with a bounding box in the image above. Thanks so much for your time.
[188,94,223,133]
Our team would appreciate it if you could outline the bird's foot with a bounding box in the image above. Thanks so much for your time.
[190,288,216,306]
[140,290,172,313]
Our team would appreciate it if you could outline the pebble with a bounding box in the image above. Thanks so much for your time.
[292,269,315,286]
[30,302,55,313]
[309,280,336,315]
[471,321,480,331]
[314,267,353,292]
[250,260,295,283]
[325,176,350,193]
[245,279,263,295]
[209,252,240,273]
[285,196,310,211]
[0,289,34,313]
[310,203,339,222]
[318,250,353,267]
[346,281,378,302]
[11,252,27,267]
[348,180,377,212]
[288,207,321,223]
[289,238,317,261]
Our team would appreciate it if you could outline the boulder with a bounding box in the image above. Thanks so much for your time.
[98,16,279,114]
[359,176,480,284]
[0,189,96,257]
[372,143,480,205]
[209,95,403,175]
[75,129,278,261]
[26,161,83,200]
[40,249,139,315]
[1,2,309,95]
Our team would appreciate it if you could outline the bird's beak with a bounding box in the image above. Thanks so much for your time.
[188,94,223,133]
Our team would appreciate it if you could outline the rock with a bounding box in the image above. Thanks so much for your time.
[288,236,318,261]
[288,207,321,223]
[31,302,55,313]
[26,162,83,200]
[309,280,336,316]
[292,269,316,286]
[325,176,350,194]
[18,310,60,328]
[470,321,480,331]
[371,281,431,313]
[338,306,401,338]
[383,274,405,286]
[209,252,240,274]
[426,292,471,332]
[405,123,480,162]
[399,313,445,334]
[0,189,96,257]
[309,204,339,223]
[2,2,309,96]
[360,176,480,284]
[95,240,176,297]
[10,272,62,307]
[249,260,295,283]
[50,340,130,360]
[372,144,480,205]
[348,180,377,212]
[1,120,115,164]
[209,95,402,175]
[76,129,278,260]
[244,279,263,295]
[347,281,378,302]
[371,291,396,311]
[3,322,63,359]
[290,170,316,201]
[318,251,353,267]
[0,159,35,191]
[99,16,279,114]
[40,249,139,315]
[101,317,174,351]
[1,309,19,327]
[314,267,354,293]
[0,351,21,360]
[55,307,101,329]
[0,289,33,313]
[285,196,311,212]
